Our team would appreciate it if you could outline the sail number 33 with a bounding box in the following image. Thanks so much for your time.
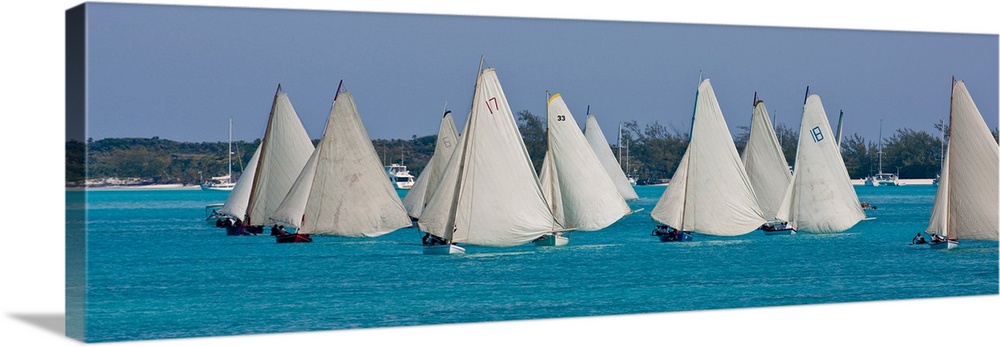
[811,126,824,143]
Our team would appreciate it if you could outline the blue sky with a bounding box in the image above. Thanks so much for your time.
[82,2,998,145]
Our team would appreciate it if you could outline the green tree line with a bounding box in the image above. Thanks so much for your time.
[67,114,998,186]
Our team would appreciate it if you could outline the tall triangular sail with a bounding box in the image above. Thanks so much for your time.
[539,94,630,231]
[584,115,639,201]
[776,94,865,233]
[270,91,412,237]
[218,145,261,219]
[742,100,792,220]
[402,111,460,220]
[418,68,559,246]
[650,79,765,236]
[925,80,999,241]
[245,86,316,226]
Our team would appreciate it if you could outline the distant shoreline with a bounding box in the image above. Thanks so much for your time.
[68,184,203,191]
[850,178,936,186]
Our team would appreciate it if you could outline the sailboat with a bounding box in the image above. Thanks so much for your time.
[217,84,315,236]
[417,61,562,254]
[201,118,237,191]
[741,95,794,235]
[924,78,999,249]
[583,115,639,201]
[864,120,903,186]
[775,90,866,233]
[536,93,631,246]
[650,79,765,242]
[269,83,413,243]
[401,110,460,220]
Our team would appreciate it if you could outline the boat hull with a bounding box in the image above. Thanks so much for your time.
[533,234,569,247]
[423,244,465,255]
[275,234,312,243]
[201,185,235,191]
[658,232,693,242]
[760,221,796,235]
[929,240,958,250]
[762,228,796,236]
[225,225,260,236]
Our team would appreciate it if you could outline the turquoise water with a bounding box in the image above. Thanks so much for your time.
[73,185,997,342]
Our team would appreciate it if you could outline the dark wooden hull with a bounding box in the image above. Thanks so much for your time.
[275,234,312,243]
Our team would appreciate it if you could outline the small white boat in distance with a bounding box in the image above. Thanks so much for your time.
[864,172,903,186]
[864,120,904,186]
[201,118,238,191]
[386,163,415,189]
[201,175,236,191]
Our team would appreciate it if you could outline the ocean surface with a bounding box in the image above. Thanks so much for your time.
[71,185,998,342]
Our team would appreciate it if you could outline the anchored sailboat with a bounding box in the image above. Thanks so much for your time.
[536,93,631,246]
[417,62,562,254]
[650,79,765,241]
[583,115,639,201]
[401,110,460,221]
[864,119,902,186]
[201,118,237,191]
[924,78,999,249]
[742,95,794,235]
[775,90,865,233]
[269,83,412,243]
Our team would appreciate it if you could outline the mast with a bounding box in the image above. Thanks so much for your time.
[835,110,844,148]
[946,76,955,239]
[228,117,233,182]
[680,73,703,231]
[245,84,282,223]
[443,55,484,241]
[878,119,883,174]
[625,131,630,177]
[617,122,623,168]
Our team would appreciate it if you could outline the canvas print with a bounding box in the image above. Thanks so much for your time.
[65,1,999,343]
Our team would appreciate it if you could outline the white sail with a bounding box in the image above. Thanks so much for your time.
[271,91,412,237]
[540,94,630,231]
[245,86,316,226]
[776,94,865,233]
[742,100,792,220]
[925,80,999,241]
[268,145,319,228]
[217,145,261,219]
[402,111,460,220]
[926,152,949,236]
[418,68,558,246]
[650,79,765,236]
[584,115,639,201]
